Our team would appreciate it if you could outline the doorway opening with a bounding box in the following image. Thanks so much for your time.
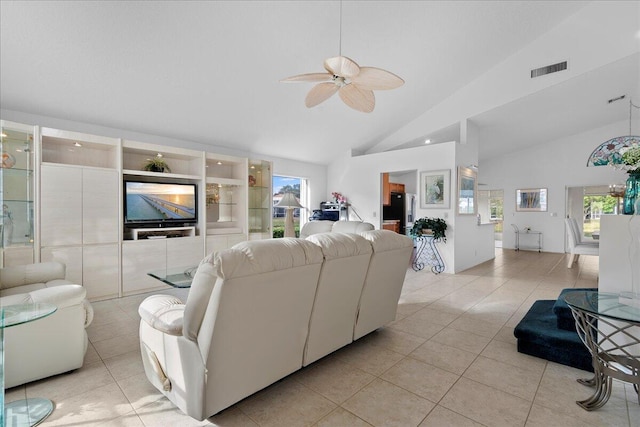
[567,185,620,242]
[478,189,504,247]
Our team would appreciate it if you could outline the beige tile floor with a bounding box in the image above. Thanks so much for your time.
[7,249,639,426]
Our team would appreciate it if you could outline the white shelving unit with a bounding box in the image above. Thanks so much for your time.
[9,123,273,299]
[204,153,248,253]
[248,159,272,240]
[0,120,37,267]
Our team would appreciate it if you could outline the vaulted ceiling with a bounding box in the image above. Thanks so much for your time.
[1,1,637,164]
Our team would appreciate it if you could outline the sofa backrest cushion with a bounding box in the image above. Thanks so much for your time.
[303,232,373,365]
[0,261,66,290]
[331,221,375,234]
[305,232,372,260]
[215,238,324,279]
[354,230,414,340]
[197,238,324,414]
[299,221,334,239]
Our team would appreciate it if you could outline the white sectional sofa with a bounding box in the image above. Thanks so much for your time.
[0,261,94,388]
[138,229,413,420]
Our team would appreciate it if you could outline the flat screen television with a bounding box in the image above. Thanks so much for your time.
[124,180,197,227]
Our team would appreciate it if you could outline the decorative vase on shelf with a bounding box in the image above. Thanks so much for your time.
[623,172,640,215]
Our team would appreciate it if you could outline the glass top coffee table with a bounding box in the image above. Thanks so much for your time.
[2,303,57,426]
[148,266,199,288]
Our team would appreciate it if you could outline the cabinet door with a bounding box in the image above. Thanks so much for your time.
[83,169,119,244]
[41,246,83,285]
[122,240,167,295]
[383,173,390,206]
[83,244,119,301]
[40,165,82,246]
[167,236,204,269]
[205,234,246,255]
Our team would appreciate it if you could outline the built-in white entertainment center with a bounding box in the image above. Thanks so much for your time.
[0,120,273,300]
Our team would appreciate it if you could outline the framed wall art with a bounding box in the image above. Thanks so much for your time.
[457,166,477,215]
[420,169,450,209]
[516,188,548,212]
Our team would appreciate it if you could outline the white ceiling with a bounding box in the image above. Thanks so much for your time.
[2,1,633,165]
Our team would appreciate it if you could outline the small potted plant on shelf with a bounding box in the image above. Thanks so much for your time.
[410,217,447,242]
[143,157,171,173]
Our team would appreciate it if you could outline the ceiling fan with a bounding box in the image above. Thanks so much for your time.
[281,2,404,113]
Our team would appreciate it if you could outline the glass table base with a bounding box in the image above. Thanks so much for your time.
[5,398,53,426]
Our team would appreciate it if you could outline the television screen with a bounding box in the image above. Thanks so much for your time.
[124,181,197,225]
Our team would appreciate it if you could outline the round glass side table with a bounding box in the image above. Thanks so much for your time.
[1,303,57,426]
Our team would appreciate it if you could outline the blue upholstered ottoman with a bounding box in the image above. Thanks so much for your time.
[514,300,593,372]
[553,288,598,331]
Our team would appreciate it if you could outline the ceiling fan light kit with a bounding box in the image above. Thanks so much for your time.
[281,2,404,113]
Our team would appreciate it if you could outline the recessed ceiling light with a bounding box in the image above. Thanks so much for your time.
[74,142,82,147]
[156,153,163,158]
[217,161,222,165]
[424,139,431,144]
[250,165,255,169]
[0,132,7,138]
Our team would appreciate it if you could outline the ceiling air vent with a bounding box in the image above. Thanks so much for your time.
[530,61,567,78]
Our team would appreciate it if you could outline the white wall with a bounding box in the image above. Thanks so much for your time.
[0,108,327,218]
[368,1,640,154]
[329,142,465,273]
[479,120,630,253]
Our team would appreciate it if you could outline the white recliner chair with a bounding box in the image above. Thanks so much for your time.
[0,261,94,388]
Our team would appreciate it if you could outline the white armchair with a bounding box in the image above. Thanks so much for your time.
[0,262,93,388]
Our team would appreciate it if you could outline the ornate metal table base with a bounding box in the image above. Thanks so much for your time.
[412,235,445,274]
[568,298,640,411]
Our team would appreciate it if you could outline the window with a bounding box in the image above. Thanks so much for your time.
[272,175,307,238]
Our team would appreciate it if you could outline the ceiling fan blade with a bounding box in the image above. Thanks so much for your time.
[351,67,404,90]
[339,84,375,113]
[324,56,360,78]
[305,82,339,108]
[280,72,332,83]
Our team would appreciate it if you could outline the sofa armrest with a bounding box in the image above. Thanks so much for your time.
[139,295,185,336]
[0,262,66,289]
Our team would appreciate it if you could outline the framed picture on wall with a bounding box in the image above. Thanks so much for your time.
[516,188,548,212]
[420,169,450,209]
[457,166,477,215]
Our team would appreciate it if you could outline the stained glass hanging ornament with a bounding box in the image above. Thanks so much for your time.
[587,98,640,167]
[586,135,640,167]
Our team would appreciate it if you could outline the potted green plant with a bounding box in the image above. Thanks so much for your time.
[410,217,447,241]
[143,157,171,173]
